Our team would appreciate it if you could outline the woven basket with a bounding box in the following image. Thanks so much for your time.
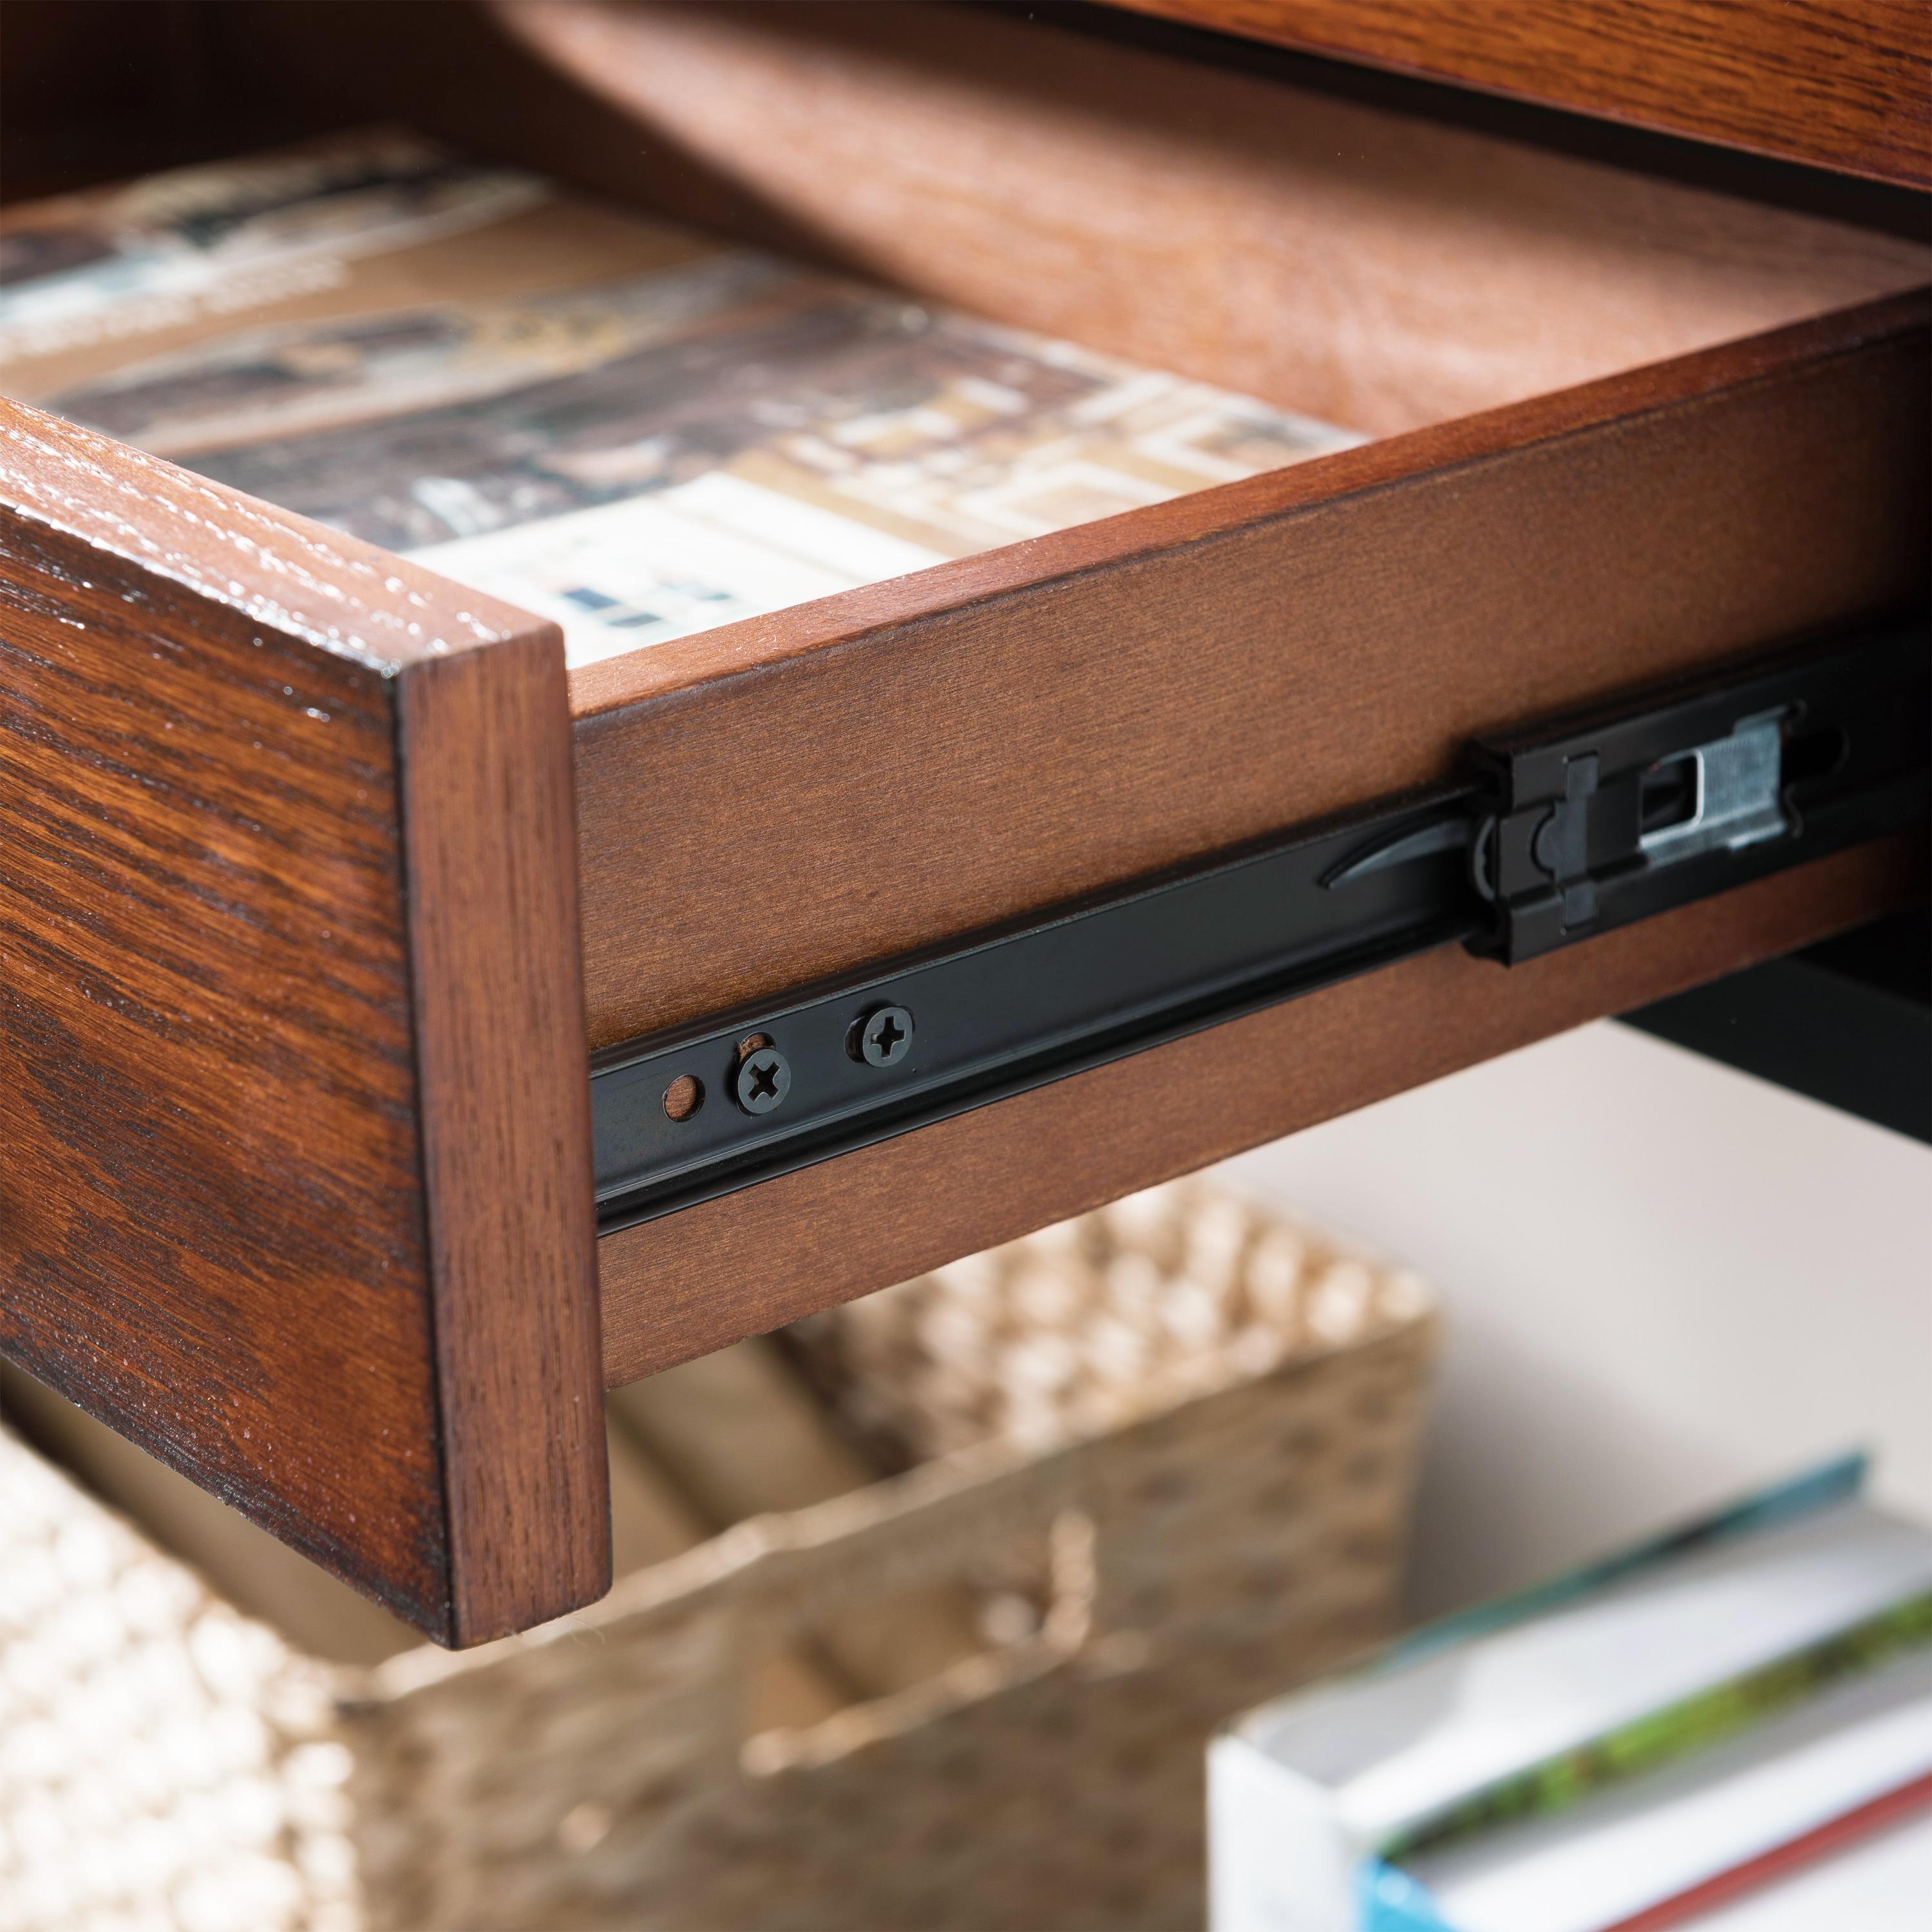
[1,1197,1437,1932]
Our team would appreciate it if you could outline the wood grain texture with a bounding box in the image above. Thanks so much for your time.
[1104,0,1932,188]
[395,646,609,1643]
[0,400,607,1644]
[585,292,1927,1380]
[218,1,1927,442]
[600,833,1924,1386]
[3,0,1922,1549]
[572,295,1929,1050]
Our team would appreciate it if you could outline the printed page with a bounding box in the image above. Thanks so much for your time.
[0,129,1362,667]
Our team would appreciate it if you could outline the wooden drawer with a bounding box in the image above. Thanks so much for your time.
[1,0,1925,1645]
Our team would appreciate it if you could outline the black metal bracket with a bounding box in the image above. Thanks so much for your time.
[1623,909,1931,1145]
[591,619,1927,1232]
[1463,624,1928,963]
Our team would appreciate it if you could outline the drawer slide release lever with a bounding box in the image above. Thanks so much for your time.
[591,619,1927,1231]
[1459,623,1926,963]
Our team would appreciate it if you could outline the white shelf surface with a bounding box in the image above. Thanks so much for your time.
[1221,1018,1932,1620]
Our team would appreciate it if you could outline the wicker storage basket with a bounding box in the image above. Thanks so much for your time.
[2,1202,1436,1932]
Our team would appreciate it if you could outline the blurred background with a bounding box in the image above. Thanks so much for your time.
[1224,1018,1931,1618]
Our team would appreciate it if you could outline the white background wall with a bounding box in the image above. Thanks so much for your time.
[1220,1021,1932,1621]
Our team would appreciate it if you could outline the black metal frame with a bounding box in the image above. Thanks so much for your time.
[1623,909,1931,1144]
[592,619,1929,1230]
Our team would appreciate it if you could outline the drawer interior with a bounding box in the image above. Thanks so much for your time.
[3,1,1922,674]
[417,1,1924,435]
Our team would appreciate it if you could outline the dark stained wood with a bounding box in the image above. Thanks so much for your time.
[0,399,607,1645]
[583,292,1927,1379]
[601,833,1925,1386]
[216,1,1927,441]
[0,0,1924,1602]
[573,294,1929,1048]
[1102,0,1932,189]
[395,646,609,1644]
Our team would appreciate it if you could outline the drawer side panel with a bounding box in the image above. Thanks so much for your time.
[578,298,1927,1376]
[600,834,1924,1385]
[573,298,1929,1048]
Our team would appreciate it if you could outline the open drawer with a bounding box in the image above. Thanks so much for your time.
[1,0,1925,1645]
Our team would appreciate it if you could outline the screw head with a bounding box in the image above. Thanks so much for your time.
[854,1004,914,1068]
[732,1045,791,1114]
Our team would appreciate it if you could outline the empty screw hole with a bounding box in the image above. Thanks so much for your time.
[1639,755,1700,835]
[663,1074,704,1122]
[1783,724,1850,790]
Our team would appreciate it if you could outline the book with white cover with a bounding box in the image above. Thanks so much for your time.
[1681,1804,1931,1930]
[1399,1645,1932,1932]
[1208,1457,1932,1932]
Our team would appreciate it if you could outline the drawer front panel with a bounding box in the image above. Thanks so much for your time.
[0,509,442,1613]
[0,406,608,1645]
